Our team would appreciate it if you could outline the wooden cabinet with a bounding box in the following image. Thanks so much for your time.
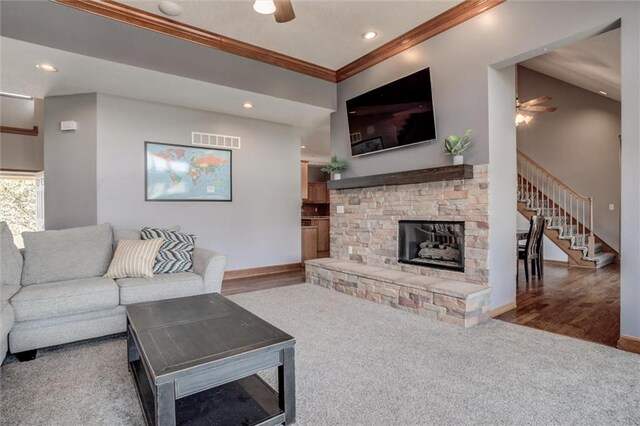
[308,218,330,254]
[301,161,309,200]
[301,226,318,261]
[305,182,329,204]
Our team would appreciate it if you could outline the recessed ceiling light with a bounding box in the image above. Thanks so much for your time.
[598,90,608,96]
[158,0,182,16]
[0,91,33,100]
[36,64,58,72]
[362,31,378,40]
[242,102,254,109]
[301,145,306,149]
[253,0,276,15]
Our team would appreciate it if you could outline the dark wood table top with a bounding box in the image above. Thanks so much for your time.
[126,293,294,380]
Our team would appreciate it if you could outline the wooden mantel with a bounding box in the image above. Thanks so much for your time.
[327,164,474,191]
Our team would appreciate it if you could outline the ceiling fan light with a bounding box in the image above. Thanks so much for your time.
[253,0,276,15]
[515,112,533,126]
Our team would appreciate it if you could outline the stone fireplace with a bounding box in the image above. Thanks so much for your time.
[330,164,489,284]
[305,164,491,327]
[398,220,465,272]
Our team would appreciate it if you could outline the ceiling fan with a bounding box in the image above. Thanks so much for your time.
[253,0,296,23]
[515,96,557,126]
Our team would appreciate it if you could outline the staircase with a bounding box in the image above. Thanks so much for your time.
[517,151,616,269]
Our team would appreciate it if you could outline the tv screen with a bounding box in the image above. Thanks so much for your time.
[346,68,436,157]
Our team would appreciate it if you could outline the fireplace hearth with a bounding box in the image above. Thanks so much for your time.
[398,220,465,272]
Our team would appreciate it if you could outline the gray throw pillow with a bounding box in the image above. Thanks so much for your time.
[21,223,113,285]
[141,227,195,274]
[0,222,23,286]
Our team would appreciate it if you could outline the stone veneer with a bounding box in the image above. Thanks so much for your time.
[306,258,491,327]
[330,164,489,285]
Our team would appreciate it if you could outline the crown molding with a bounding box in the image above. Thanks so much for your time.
[336,0,506,82]
[50,0,506,84]
[50,0,337,82]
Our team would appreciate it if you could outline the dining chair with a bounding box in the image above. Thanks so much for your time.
[517,215,546,283]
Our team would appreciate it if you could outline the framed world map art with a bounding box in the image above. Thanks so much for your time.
[145,141,232,201]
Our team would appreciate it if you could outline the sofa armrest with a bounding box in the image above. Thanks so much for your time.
[193,247,227,294]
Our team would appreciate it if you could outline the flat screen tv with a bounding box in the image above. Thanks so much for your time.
[346,68,436,157]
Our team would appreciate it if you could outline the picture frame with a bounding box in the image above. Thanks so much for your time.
[144,141,232,202]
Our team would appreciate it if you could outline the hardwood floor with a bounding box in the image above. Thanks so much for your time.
[221,268,306,296]
[496,262,620,347]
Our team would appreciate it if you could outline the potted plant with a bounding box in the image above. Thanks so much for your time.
[444,130,472,165]
[321,155,349,180]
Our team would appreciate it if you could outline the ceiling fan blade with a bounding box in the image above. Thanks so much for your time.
[520,95,552,108]
[523,105,557,112]
[274,0,295,23]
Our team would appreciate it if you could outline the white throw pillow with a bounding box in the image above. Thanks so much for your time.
[104,238,164,279]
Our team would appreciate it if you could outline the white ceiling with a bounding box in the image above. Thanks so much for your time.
[0,37,332,130]
[121,0,457,69]
[521,28,620,101]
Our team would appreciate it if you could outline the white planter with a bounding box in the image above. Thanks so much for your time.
[333,173,342,180]
[452,155,464,165]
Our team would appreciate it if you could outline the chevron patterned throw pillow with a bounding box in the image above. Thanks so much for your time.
[140,227,195,274]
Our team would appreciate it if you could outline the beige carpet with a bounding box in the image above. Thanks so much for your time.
[2,284,639,425]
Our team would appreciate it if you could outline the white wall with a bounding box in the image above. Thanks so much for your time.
[517,66,621,251]
[1,97,44,171]
[44,93,97,229]
[96,94,302,270]
[330,1,640,337]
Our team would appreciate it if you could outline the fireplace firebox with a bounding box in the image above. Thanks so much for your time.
[398,220,465,272]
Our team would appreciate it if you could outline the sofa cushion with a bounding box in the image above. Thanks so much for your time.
[11,277,119,322]
[117,272,204,305]
[21,223,113,286]
[0,284,21,302]
[1,222,23,286]
[141,227,195,274]
[104,238,164,279]
[1,301,14,336]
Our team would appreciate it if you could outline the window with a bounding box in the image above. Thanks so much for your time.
[0,172,44,247]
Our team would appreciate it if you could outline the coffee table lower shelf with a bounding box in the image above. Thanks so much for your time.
[131,358,284,426]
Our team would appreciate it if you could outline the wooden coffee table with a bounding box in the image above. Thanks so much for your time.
[126,293,296,426]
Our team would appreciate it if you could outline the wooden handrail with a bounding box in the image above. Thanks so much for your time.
[1,125,39,136]
[517,150,590,200]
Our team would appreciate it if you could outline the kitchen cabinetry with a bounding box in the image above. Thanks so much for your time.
[307,218,329,255]
[301,226,318,261]
[301,161,309,200]
[305,182,329,204]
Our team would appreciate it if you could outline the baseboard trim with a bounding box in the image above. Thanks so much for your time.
[618,335,640,354]
[490,301,517,318]
[224,262,303,280]
[543,259,569,266]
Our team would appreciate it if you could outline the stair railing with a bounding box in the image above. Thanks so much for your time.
[517,150,595,257]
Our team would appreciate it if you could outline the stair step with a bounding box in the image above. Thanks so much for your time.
[584,251,615,269]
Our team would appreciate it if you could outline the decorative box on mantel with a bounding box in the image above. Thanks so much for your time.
[329,164,489,286]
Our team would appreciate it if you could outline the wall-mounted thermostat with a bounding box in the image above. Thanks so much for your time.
[60,120,78,131]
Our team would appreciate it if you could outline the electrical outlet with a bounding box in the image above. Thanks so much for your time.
[348,246,353,254]
[337,205,345,214]
[609,204,615,211]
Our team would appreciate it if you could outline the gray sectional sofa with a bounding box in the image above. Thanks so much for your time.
[0,222,227,363]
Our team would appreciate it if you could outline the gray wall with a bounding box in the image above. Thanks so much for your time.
[44,93,97,229]
[330,1,640,338]
[96,94,301,270]
[517,66,621,251]
[1,97,44,171]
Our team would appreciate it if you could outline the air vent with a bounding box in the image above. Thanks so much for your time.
[192,131,241,149]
